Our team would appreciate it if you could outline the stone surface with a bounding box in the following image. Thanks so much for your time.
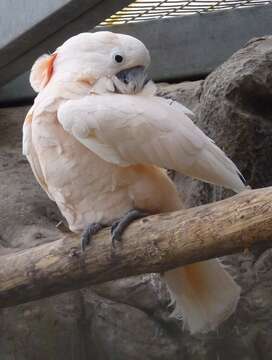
[1,36,272,359]
[161,36,272,208]
[159,36,272,360]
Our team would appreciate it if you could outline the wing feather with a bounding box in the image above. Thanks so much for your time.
[23,108,54,199]
[58,94,245,192]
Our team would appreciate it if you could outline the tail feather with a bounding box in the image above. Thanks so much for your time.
[163,259,240,334]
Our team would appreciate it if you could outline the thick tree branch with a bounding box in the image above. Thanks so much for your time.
[1,187,272,309]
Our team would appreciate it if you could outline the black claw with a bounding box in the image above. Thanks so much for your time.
[110,220,119,235]
[81,230,91,252]
[112,236,118,249]
[110,209,149,249]
[111,228,122,248]
[111,220,122,248]
[80,223,105,252]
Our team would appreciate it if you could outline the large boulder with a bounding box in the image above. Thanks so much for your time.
[165,36,272,208]
[1,36,272,359]
[160,36,272,360]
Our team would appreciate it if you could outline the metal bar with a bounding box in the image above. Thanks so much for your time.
[104,4,272,81]
[101,0,271,25]
[2,4,272,104]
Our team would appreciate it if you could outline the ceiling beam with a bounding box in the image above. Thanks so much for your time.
[1,5,272,104]
[104,4,272,81]
[0,0,131,87]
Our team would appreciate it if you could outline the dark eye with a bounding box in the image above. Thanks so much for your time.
[114,54,123,63]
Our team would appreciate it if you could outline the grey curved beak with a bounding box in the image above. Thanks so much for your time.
[114,66,149,94]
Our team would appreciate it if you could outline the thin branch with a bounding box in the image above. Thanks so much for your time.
[1,187,272,309]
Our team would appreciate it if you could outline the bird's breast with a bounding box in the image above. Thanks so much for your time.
[31,109,181,233]
[31,115,134,231]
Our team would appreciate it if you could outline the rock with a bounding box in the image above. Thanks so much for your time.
[167,36,272,360]
[165,37,272,209]
[93,274,170,315]
[198,36,272,191]
[0,292,94,360]
[0,291,181,360]
[82,291,181,360]
[157,80,203,114]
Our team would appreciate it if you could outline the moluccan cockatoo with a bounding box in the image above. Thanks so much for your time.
[23,31,245,334]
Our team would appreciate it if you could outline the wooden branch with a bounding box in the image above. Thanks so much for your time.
[1,187,272,309]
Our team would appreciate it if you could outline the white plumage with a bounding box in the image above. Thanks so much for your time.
[58,94,245,193]
[24,31,246,334]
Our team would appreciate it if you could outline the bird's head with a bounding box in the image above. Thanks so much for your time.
[30,31,151,95]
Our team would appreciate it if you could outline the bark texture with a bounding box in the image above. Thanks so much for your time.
[0,187,272,308]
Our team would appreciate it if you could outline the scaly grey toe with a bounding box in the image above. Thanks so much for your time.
[81,222,105,252]
[111,209,149,248]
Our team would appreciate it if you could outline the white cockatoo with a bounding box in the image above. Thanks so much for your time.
[23,31,245,334]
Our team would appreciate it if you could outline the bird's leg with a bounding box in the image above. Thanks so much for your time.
[111,209,149,248]
[81,223,106,252]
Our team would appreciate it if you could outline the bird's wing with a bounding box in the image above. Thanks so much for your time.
[58,94,245,192]
[22,107,34,157]
[23,107,53,199]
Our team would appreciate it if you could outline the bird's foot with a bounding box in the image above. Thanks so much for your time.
[81,222,106,252]
[111,209,149,248]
